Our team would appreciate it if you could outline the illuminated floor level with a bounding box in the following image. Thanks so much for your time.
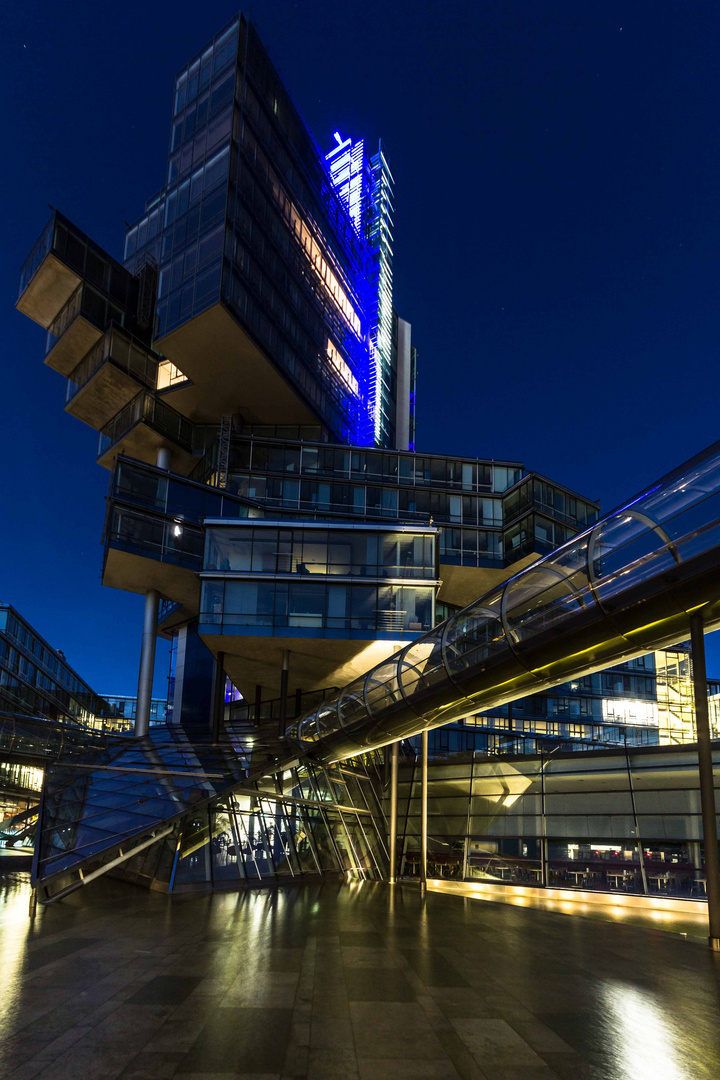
[1,872,720,1079]
[427,879,712,941]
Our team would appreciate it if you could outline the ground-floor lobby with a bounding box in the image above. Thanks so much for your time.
[0,872,719,1080]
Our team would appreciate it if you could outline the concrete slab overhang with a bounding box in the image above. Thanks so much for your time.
[437,553,542,610]
[97,422,196,473]
[65,362,147,430]
[102,547,201,614]
[155,302,320,425]
[16,253,82,328]
[45,316,103,376]
[199,633,410,700]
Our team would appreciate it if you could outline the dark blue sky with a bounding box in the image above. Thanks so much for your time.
[2,0,720,694]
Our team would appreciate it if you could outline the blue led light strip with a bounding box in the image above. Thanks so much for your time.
[325,132,395,447]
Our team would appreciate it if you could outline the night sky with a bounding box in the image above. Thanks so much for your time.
[2,0,720,696]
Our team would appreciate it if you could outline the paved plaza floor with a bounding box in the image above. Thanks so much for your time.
[0,870,719,1080]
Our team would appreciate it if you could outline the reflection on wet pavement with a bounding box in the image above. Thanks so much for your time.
[429,878,712,940]
[0,871,718,1079]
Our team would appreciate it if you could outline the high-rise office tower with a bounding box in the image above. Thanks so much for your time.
[120,18,411,452]
[16,14,600,744]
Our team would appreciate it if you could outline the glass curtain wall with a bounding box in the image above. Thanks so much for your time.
[171,762,387,889]
[395,745,719,900]
[200,579,434,635]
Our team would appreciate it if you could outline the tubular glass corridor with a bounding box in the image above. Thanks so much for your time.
[290,439,720,761]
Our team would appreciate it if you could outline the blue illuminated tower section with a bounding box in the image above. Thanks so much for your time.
[325,132,366,234]
[368,144,395,448]
[326,132,404,449]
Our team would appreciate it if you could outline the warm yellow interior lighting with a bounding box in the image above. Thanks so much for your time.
[326,339,359,396]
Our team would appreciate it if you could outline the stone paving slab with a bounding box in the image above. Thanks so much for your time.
[0,873,719,1079]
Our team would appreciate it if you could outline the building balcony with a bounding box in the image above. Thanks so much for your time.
[97,390,196,471]
[17,210,139,330]
[44,282,131,376]
[102,503,202,621]
[111,457,265,523]
[65,325,163,430]
[100,461,268,630]
[106,504,204,572]
[16,214,83,328]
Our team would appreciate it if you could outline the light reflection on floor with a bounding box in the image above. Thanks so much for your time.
[0,871,718,1079]
[0,873,36,1031]
[600,982,686,1080]
[428,878,711,940]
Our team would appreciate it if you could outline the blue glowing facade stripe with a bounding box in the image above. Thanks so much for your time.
[323,131,372,444]
[368,144,394,446]
[325,132,395,447]
[326,132,365,237]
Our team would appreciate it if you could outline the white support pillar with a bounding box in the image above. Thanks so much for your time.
[394,318,412,451]
[389,742,399,883]
[135,588,160,737]
[156,447,172,470]
[420,730,428,893]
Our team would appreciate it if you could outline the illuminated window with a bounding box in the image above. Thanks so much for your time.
[326,340,359,397]
[601,699,659,727]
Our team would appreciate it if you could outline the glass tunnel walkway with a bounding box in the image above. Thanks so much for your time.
[290,437,720,762]
[28,437,720,904]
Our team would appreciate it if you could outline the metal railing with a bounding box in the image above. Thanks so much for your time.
[98,391,194,458]
[45,285,83,353]
[65,324,161,403]
[18,214,54,299]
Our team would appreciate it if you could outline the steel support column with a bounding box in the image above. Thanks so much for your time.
[623,735,649,895]
[211,651,225,742]
[540,750,548,887]
[135,588,159,737]
[389,742,399,883]
[420,730,428,893]
[689,610,720,949]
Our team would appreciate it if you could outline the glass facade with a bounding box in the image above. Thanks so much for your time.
[101,694,168,726]
[188,434,595,569]
[105,450,594,582]
[204,525,436,578]
[326,133,397,447]
[32,726,387,901]
[0,606,115,728]
[201,579,434,637]
[171,760,386,888]
[413,650,699,757]
[395,743,720,901]
[122,16,383,447]
[200,523,436,638]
